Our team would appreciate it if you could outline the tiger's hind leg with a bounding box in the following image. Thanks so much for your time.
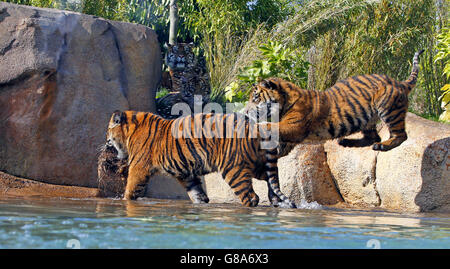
[265,148,296,209]
[222,168,259,207]
[176,175,209,204]
[373,103,408,151]
[338,127,381,148]
[267,183,282,207]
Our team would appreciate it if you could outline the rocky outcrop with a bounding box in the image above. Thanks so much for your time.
[376,113,450,212]
[325,113,450,212]
[325,136,381,207]
[277,143,343,205]
[202,143,343,207]
[201,113,449,212]
[0,171,99,198]
[0,3,161,187]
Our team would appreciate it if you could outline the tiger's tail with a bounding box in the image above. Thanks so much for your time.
[403,49,424,90]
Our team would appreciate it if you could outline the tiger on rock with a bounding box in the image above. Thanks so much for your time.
[245,50,424,152]
[105,110,296,208]
[157,42,211,119]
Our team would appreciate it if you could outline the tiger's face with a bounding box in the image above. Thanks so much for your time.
[165,42,195,71]
[245,78,286,122]
[106,111,128,160]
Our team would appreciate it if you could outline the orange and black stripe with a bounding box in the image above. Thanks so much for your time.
[106,111,296,208]
[247,50,424,152]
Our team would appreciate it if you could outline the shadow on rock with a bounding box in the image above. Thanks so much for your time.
[415,137,450,212]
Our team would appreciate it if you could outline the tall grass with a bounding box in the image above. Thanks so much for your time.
[203,0,448,121]
[203,26,269,103]
[203,0,381,100]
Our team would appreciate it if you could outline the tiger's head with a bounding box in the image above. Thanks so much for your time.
[164,42,196,71]
[106,110,128,160]
[245,78,289,122]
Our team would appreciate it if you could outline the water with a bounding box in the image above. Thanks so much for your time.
[0,196,449,249]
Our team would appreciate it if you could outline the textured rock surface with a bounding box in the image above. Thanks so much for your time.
[203,173,269,205]
[277,143,343,205]
[324,134,381,207]
[202,144,343,207]
[376,113,450,212]
[0,3,161,187]
[0,171,99,198]
[145,174,190,200]
[325,112,450,212]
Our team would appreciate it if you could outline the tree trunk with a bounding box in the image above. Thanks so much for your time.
[169,0,178,45]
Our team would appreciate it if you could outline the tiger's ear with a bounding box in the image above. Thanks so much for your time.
[112,110,123,125]
[261,79,278,90]
[164,42,172,50]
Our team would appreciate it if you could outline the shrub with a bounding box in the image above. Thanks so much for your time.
[435,27,450,122]
[224,41,309,103]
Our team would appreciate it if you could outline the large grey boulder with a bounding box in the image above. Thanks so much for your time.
[277,143,343,205]
[376,113,450,212]
[325,112,450,212]
[0,3,161,187]
[324,135,381,207]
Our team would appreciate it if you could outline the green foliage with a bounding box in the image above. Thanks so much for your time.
[155,87,170,99]
[224,82,245,104]
[435,28,450,80]
[269,0,447,121]
[343,0,432,77]
[124,0,192,46]
[122,0,291,52]
[183,0,290,41]
[125,0,169,27]
[412,0,448,119]
[277,0,435,89]
[183,1,291,74]
[5,0,127,20]
[238,41,309,87]
[176,0,292,104]
[81,0,128,21]
[224,41,309,103]
[435,27,450,122]
[5,0,54,8]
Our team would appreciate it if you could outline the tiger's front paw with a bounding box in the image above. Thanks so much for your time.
[243,193,259,207]
[249,195,260,207]
[123,190,136,200]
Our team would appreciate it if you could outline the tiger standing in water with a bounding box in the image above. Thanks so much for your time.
[246,50,424,151]
[105,110,296,208]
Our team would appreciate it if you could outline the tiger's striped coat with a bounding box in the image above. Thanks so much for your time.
[246,50,424,151]
[106,111,295,208]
